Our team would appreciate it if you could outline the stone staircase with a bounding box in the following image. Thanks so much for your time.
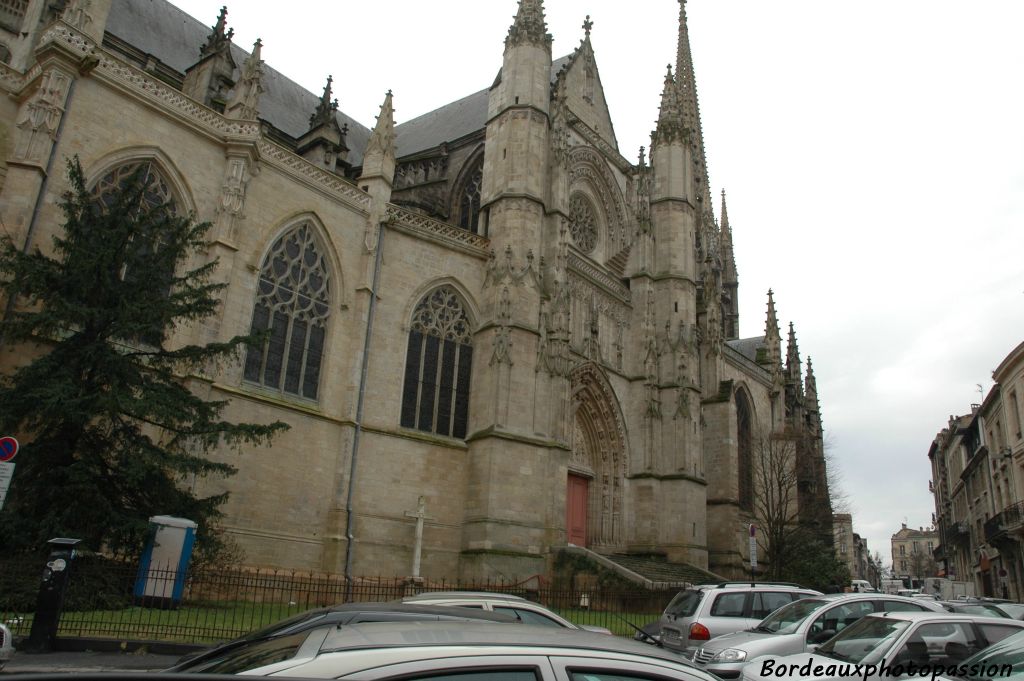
[605,244,632,278]
[560,546,724,589]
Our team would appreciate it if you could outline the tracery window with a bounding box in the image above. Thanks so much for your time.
[400,287,473,438]
[568,194,597,253]
[89,161,179,343]
[736,389,754,512]
[456,162,482,233]
[243,222,330,400]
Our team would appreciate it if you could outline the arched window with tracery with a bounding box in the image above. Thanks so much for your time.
[89,161,179,342]
[455,159,482,234]
[243,222,331,400]
[736,389,754,512]
[400,287,473,438]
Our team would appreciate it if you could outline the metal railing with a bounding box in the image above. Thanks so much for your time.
[1,558,674,644]
[984,500,1024,544]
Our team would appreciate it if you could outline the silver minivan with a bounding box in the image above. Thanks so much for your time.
[659,582,821,658]
[691,593,945,678]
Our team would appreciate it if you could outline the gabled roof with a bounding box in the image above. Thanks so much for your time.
[726,336,765,364]
[394,55,572,159]
[105,0,371,163]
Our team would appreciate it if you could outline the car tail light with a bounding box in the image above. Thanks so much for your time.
[689,622,711,641]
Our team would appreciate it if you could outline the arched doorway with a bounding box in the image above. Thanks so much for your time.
[567,363,628,549]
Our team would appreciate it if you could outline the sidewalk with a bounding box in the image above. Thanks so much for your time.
[3,650,181,673]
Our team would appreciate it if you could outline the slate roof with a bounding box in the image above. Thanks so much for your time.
[394,55,572,158]
[105,1,574,167]
[726,336,765,364]
[105,0,371,164]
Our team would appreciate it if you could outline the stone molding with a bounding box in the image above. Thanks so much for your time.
[568,117,632,173]
[385,204,490,258]
[35,22,371,213]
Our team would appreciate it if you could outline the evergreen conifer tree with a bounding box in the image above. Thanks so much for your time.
[0,158,287,557]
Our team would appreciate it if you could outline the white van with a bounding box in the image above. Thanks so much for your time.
[850,579,876,593]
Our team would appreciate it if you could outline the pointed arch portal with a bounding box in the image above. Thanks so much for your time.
[567,363,628,549]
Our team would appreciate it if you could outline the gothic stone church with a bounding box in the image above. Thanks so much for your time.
[0,0,832,580]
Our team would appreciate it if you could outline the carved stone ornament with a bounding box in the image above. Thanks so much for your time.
[14,69,71,164]
[568,194,597,254]
[62,0,94,32]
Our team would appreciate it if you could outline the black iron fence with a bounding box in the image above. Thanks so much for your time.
[0,556,676,645]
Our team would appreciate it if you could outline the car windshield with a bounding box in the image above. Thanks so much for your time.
[183,630,311,673]
[664,590,703,618]
[757,599,828,634]
[956,604,1009,618]
[815,617,911,664]
[240,609,329,640]
[962,631,1024,681]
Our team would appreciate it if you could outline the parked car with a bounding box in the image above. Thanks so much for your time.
[939,601,1012,619]
[740,611,1024,681]
[658,582,821,658]
[952,627,1024,680]
[174,620,719,680]
[0,622,13,671]
[691,593,945,678]
[400,591,612,633]
[167,602,517,671]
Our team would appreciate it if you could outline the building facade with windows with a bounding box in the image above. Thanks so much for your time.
[0,0,832,579]
[929,341,1024,600]
[891,524,939,590]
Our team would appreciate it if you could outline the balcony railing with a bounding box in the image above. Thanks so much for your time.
[984,501,1024,544]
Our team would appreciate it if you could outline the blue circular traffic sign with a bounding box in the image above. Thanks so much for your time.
[0,436,18,462]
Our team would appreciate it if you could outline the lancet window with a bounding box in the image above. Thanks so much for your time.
[243,222,331,400]
[455,161,482,233]
[400,287,473,439]
[737,388,754,512]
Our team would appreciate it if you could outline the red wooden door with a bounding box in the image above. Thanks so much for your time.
[566,474,589,546]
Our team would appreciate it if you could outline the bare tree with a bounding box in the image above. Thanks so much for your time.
[823,432,850,514]
[752,430,801,580]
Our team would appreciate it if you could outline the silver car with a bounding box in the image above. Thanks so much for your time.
[401,591,612,633]
[693,593,945,678]
[177,620,718,681]
[0,622,12,670]
[739,611,1024,681]
[659,582,821,657]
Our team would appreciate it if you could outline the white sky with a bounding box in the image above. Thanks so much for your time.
[167,0,1024,575]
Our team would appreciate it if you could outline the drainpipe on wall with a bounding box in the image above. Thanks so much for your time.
[1,76,78,340]
[343,221,386,595]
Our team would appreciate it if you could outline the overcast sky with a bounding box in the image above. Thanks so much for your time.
[168,0,1024,573]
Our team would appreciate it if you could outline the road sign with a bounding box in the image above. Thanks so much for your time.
[0,461,15,510]
[0,436,17,462]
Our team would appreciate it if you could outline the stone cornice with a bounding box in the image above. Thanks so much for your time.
[385,204,490,259]
[567,252,631,305]
[568,117,632,173]
[36,22,371,214]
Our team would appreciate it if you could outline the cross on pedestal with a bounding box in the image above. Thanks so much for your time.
[404,496,435,578]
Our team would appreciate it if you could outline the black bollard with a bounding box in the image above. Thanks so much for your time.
[24,538,81,652]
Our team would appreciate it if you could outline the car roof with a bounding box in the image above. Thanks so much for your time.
[320,621,691,662]
[402,591,528,602]
[863,611,1024,624]
[691,582,819,592]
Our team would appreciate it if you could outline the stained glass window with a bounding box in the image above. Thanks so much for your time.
[569,194,597,253]
[243,222,330,400]
[737,389,754,512]
[400,287,473,438]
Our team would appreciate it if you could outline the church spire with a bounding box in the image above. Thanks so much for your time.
[763,289,781,367]
[653,64,685,145]
[310,75,339,128]
[225,38,264,121]
[805,356,819,411]
[200,6,233,59]
[364,89,395,162]
[720,189,730,236]
[786,321,802,387]
[505,0,552,52]
[674,0,711,202]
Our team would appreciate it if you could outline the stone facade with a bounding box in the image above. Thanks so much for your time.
[0,0,832,580]
[929,340,1024,600]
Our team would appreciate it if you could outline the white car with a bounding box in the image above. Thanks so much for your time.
[740,611,1024,681]
[692,593,944,678]
[178,620,717,681]
[0,622,13,670]
[401,591,612,633]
